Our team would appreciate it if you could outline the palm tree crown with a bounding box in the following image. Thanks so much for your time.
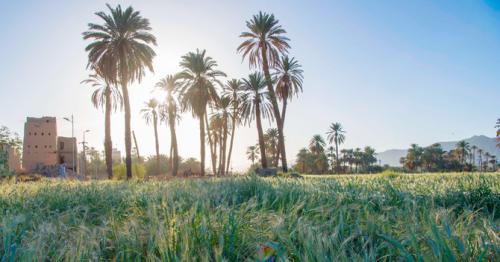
[274,56,304,102]
[81,74,123,112]
[309,135,326,155]
[141,99,159,124]
[178,49,226,118]
[83,4,156,84]
[326,123,346,146]
[239,73,274,124]
[237,11,290,68]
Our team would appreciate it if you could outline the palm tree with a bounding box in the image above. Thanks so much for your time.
[246,145,259,165]
[223,79,243,174]
[177,49,226,176]
[238,11,291,172]
[326,146,335,172]
[470,145,477,168]
[274,56,304,127]
[240,73,273,168]
[83,4,157,179]
[141,98,160,176]
[484,152,491,171]
[156,75,181,176]
[265,128,279,166]
[496,118,500,149]
[490,155,497,171]
[211,96,231,175]
[309,135,326,155]
[326,122,346,173]
[455,140,470,168]
[208,114,223,175]
[477,149,483,172]
[81,73,122,179]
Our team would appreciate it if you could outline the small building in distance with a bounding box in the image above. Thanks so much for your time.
[112,148,122,164]
[0,144,21,173]
[57,136,77,172]
[22,116,78,173]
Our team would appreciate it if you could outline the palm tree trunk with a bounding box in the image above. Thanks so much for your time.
[226,115,237,174]
[199,115,205,176]
[335,141,339,174]
[275,99,288,166]
[121,82,133,180]
[261,46,287,172]
[169,113,179,176]
[255,99,268,168]
[204,113,217,175]
[220,113,228,176]
[153,112,160,176]
[215,133,224,175]
[104,88,113,179]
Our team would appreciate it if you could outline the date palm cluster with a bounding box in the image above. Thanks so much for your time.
[82,5,304,178]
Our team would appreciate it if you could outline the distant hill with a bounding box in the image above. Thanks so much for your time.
[376,135,499,167]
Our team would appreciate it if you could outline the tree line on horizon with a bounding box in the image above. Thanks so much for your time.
[82,4,302,179]
[400,141,498,173]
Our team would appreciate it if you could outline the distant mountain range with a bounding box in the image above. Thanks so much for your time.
[376,135,499,167]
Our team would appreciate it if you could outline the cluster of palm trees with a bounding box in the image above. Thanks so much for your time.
[400,141,498,172]
[294,135,377,174]
[82,5,303,178]
[287,123,378,174]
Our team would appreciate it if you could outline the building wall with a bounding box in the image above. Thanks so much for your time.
[7,146,21,172]
[112,148,122,164]
[22,117,58,171]
[57,136,78,171]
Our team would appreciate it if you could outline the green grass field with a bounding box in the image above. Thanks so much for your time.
[1,173,499,261]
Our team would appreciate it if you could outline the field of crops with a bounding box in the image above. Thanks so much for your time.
[1,172,499,261]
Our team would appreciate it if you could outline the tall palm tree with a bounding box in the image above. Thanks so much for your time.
[83,4,157,179]
[81,73,122,179]
[309,135,326,155]
[177,49,226,176]
[274,56,304,127]
[240,73,273,168]
[222,79,243,174]
[326,122,346,173]
[156,74,181,176]
[238,11,291,171]
[246,145,259,165]
[141,98,160,176]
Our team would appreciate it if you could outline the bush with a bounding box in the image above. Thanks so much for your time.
[379,169,400,178]
[144,155,170,176]
[113,163,146,180]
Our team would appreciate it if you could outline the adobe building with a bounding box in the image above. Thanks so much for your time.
[22,117,58,171]
[22,117,78,172]
[57,136,77,172]
[0,144,21,172]
[7,146,21,172]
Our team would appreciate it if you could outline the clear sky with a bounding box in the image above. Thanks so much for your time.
[1,0,499,171]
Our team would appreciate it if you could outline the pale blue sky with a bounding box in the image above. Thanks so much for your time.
[0,0,499,171]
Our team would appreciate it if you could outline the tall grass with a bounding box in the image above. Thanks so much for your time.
[1,173,499,260]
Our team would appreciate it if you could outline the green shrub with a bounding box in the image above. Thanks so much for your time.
[379,169,400,178]
[112,163,146,180]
